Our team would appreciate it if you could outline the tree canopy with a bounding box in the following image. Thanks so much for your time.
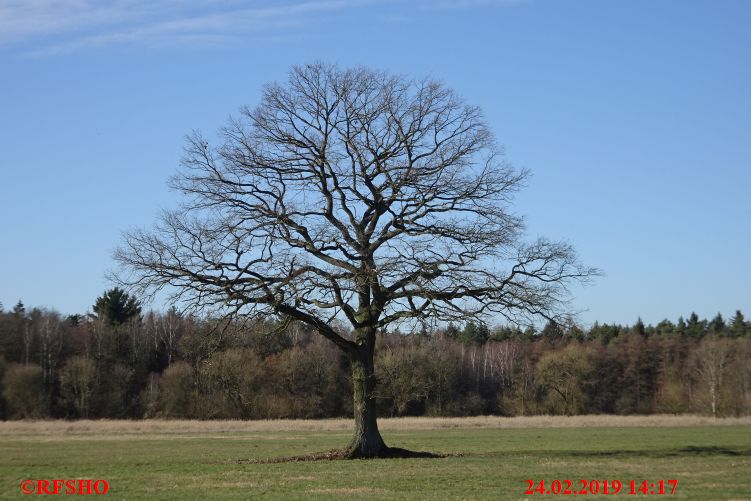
[117,63,594,340]
[93,287,141,325]
[114,63,596,457]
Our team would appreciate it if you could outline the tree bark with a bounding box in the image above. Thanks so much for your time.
[346,345,387,457]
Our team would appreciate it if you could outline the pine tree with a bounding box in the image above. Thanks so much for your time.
[709,313,725,335]
[12,300,25,317]
[444,323,461,340]
[730,310,747,337]
[655,319,675,335]
[541,320,564,340]
[675,316,687,336]
[93,288,141,326]
[634,318,646,337]
[459,321,489,344]
[686,312,705,338]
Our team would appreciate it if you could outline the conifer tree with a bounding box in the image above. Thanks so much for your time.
[93,288,141,326]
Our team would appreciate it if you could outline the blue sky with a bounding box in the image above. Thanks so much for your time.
[1,0,749,327]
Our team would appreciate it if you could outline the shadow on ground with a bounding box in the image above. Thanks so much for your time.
[550,445,751,459]
[233,445,750,464]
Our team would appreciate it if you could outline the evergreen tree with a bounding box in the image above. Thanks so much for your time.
[541,320,564,341]
[523,325,537,340]
[12,300,25,317]
[655,319,675,335]
[93,288,141,326]
[491,326,514,341]
[589,321,601,338]
[459,321,490,344]
[444,323,461,340]
[65,314,84,327]
[588,322,620,344]
[686,312,705,338]
[633,317,646,337]
[475,323,490,344]
[568,324,585,341]
[675,316,687,336]
[730,310,747,337]
[709,313,725,335]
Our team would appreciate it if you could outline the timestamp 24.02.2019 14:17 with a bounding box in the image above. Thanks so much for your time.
[524,479,678,496]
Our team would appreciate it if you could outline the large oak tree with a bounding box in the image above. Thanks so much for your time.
[115,63,596,457]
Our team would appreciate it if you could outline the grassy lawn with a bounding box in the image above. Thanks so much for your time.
[1,417,749,500]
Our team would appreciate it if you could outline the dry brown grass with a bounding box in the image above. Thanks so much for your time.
[0,414,749,437]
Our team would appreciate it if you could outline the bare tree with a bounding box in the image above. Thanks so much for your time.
[692,336,734,417]
[60,356,97,418]
[486,340,521,390]
[36,309,64,394]
[158,307,182,366]
[115,63,596,457]
[536,344,591,415]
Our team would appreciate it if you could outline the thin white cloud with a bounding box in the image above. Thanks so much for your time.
[0,0,159,45]
[2,0,527,56]
[2,0,378,55]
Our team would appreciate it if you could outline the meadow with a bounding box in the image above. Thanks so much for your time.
[1,416,749,500]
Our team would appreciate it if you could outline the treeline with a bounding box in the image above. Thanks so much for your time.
[0,292,749,420]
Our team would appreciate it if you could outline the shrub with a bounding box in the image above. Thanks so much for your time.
[2,363,46,418]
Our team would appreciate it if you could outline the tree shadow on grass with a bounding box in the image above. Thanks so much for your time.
[236,447,463,464]
[560,445,751,459]
[235,445,750,464]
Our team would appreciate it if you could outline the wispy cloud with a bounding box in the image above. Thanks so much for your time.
[1,0,527,56]
[2,0,378,56]
[0,1,155,45]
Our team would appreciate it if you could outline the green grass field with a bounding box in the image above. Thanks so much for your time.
[1,418,749,500]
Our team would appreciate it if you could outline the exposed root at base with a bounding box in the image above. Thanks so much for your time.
[236,447,460,464]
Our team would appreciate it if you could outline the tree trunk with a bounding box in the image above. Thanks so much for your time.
[347,346,387,457]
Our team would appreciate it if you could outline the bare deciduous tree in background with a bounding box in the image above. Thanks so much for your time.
[692,336,734,417]
[115,63,596,458]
